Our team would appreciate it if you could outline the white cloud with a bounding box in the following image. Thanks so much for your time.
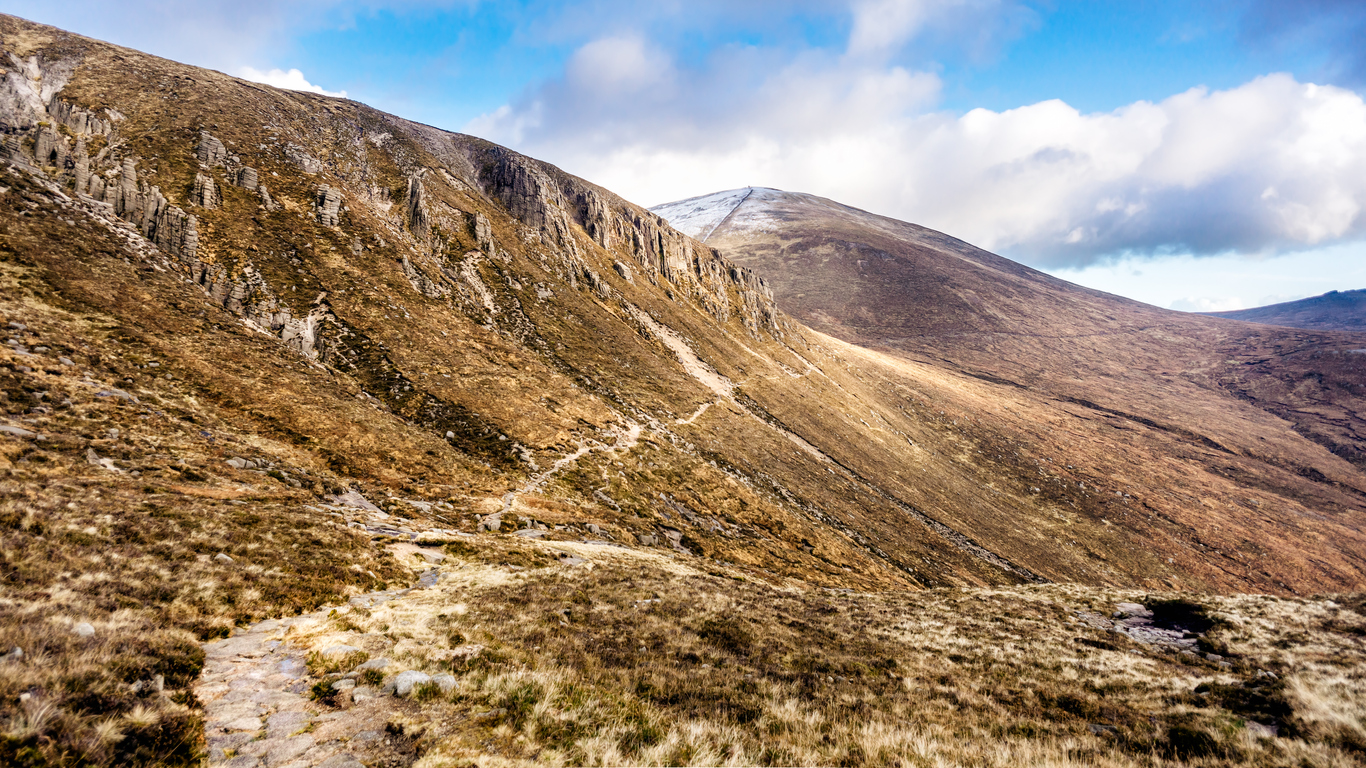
[474,53,1366,268]
[237,66,348,98]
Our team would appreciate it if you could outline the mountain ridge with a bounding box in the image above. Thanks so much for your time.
[1205,288,1366,332]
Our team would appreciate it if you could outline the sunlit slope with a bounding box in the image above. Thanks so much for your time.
[657,187,1366,594]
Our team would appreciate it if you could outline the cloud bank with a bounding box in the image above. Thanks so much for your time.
[474,37,1366,268]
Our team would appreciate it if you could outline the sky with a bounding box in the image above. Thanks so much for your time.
[7,0,1366,312]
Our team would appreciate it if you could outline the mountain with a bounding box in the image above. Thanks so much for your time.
[1205,289,1366,332]
[654,185,1366,582]
[0,16,1364,767]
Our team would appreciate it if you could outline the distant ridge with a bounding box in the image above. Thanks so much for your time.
[1205,289,1366,332]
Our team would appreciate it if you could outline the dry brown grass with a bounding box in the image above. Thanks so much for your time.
[281,536,1366,767]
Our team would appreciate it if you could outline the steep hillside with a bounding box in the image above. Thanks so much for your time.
[1206,289,1366,332]
[0,16,1364,767]
[656,186,1366,586]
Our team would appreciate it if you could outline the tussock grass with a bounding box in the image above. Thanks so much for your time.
[285,538,1366,766]
[0,326,407,766]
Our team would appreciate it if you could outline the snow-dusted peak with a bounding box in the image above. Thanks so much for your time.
[651,187,784,241]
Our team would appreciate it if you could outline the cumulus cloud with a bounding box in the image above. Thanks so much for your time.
[474,40,1366,268]
[237,66,348,98]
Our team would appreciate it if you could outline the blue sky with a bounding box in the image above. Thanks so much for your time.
[8,0,1366,311]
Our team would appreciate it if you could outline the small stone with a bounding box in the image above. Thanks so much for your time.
[331,678,356,692]
[587,523,601,534]
[72,622,95,638]
[350,686,378,703]
[1205,653,1223,661]
[1256,669,1279,680]
[58,356,75,366]
[1088,723,1117,736]
[393,670,431,697]
[417,550,445,564]
[354,657,389,671]
[0,425,35,439]
[431,673,456,693]
[226,457,248,469]
[319,644,363,657]
[2,646,22,663]
[215,552,234,564]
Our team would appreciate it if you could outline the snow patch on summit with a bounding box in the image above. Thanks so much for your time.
[652,187,783,241]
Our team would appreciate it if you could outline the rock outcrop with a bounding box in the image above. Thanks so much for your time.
[405,171,429,240]
[196,130,227,168]
[316,185,342,226]
[235,166,258,190]
[192,172,220,208]
[473,146,783,338]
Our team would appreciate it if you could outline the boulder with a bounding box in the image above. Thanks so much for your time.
[72,622,95,638]
[353,657,389,671]
[214,552,234,564]
[431,673,456,693]
[1113,602,1152,619]
[393,670,431,697]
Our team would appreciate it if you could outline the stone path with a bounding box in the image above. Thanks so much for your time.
[198,584,432,767]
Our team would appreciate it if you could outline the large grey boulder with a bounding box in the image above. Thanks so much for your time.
[393,670,431,697]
